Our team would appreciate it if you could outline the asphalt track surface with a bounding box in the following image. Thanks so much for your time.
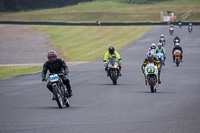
[0,26,200,133]
[0,25,60,64]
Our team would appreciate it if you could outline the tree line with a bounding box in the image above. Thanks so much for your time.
[0,0,93,12]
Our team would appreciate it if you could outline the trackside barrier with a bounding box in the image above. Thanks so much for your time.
[0,21,200,26]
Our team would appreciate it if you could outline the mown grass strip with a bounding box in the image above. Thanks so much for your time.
[31,26,152,61]
[0,66,42,79]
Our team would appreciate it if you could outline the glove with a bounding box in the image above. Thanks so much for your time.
[64,70,69,75]
[104,63,108,67]
[42,78,45,81]
[64,68,69,75]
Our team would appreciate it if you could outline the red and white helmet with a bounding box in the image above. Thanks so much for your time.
[47,50,57,63]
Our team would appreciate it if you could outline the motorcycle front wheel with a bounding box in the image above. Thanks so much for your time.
[176,58,180,66]
[149,77,155,93]
[111,70,117,85]
[53,84,63,108]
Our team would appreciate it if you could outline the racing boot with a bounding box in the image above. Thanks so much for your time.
[145,79,147,85]
[52,95,55,100]
[68,88,73,97]
[158,72,161,84]
[180,56,183,62]
[118,71,122,76]
[119,66,122,76]
[107,72,109,77]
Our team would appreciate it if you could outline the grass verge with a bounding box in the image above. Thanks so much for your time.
[0,0,200,22]
[0,66,42,79]
[31,25,152,61]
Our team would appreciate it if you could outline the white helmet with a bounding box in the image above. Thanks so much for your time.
[161,34,164,37]
[189,23,192,25]
[175,43,180,46]
[151,43,156,47]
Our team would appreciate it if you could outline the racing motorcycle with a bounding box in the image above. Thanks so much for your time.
[48,73,70,108]
[159,38,165,47]
[169,27,174,35]
[178,22,182,28]
[174,39,180,46]
[173,50,181,66]
[157,52,164,69]
[188,26,192,33]
[144,63,158,93]
[107,57,121,85]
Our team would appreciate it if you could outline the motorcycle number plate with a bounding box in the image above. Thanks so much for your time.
[146,65,155,73]
[50,74,59,82]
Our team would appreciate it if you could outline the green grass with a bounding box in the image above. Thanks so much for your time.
[0,66,42,79]
[31,25,151,61]
[0,0,200,22]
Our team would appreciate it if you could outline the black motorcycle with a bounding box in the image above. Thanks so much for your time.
[174,39,180,46]
[107,57,121,85]
[178,22,182,28]
[48,73,70,108]
[188,26,193,33]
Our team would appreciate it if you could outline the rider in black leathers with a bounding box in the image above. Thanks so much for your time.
[42,50,73,99]
[173,36,180,45]
[148,43,156,51]
[172,43,183,62]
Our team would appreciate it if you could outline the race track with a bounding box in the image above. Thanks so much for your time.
[0,26,200,133]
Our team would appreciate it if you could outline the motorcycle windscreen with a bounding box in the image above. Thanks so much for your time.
[109,57,116,65]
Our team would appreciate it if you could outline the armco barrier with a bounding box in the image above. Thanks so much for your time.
[0,21,200,26]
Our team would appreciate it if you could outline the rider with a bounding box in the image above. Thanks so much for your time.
[173,36,180,45]
[103,46,122,76]
[170,24,174,29]
[142,51,161,84]
[42,50,73,99]
[159,34,165,43]
[148,43,156,51]
[155,43,166,65]
[172,43,183,62]
[188,23,193,31]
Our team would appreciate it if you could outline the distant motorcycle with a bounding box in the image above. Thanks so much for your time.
[159,38,165,47]
[144,63,159,93]
[169,27,174,35]
[107,57,121,85]
[188,26,193,33]
[48,73,70,108]
[174,39,180,46]
[173,50,181,66]
[157,52,164,69]
[178,22,182,28]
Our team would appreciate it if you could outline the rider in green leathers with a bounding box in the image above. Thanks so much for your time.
[155,43,166,65]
